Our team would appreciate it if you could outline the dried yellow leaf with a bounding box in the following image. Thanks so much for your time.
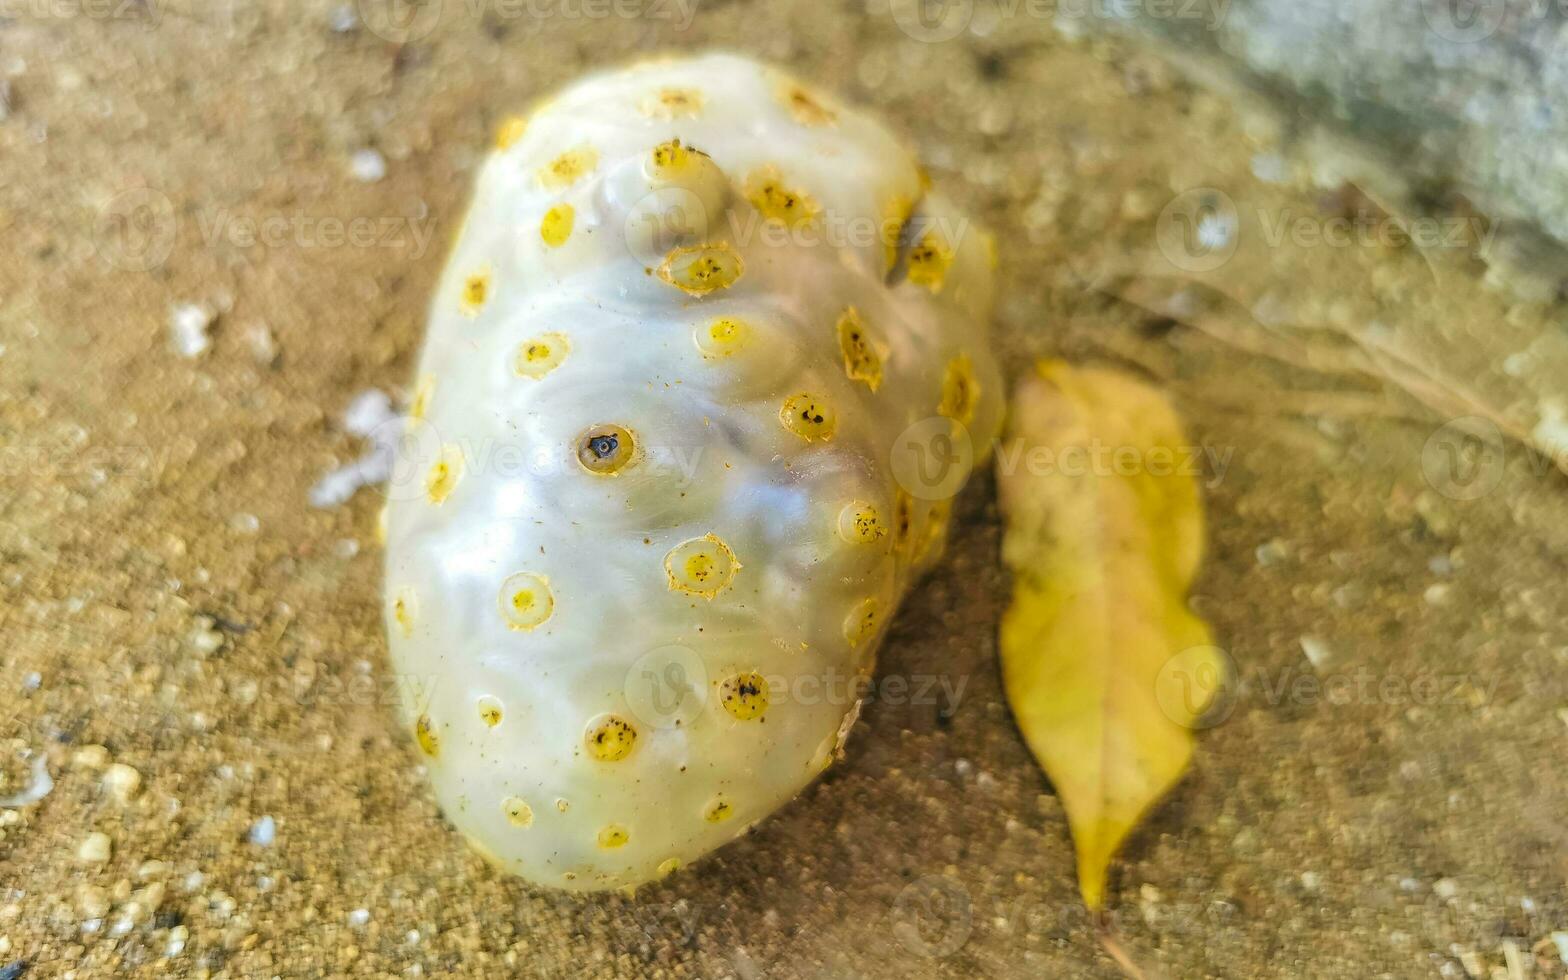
[998,360,1223,910]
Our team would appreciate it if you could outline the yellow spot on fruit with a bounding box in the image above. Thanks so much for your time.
[555,798,570,813]
[719,672,769,721]
[502,797,533,827]
[779,393,836,442]
[656,243,743,295]
[410,374,435,420]
[540,203,574,248]
[744,166,818,227]
[657,857,681,876]
[695,317,751,358]
[515,332,569,379]
[640,88,704,119]
[938,353,979,425]
[893,489,915,553]
[391,588,416,637]
[478,696,503,727]
[425,445,463,503]
[916,499,953,564]
[881,195,914,274]
[651,137,709,174]
[778,81,836,126]
[585,715,638,762]
[844,597,880,649]
[597,824,629,849]
[664,533,741,599]
[704,796,734,823]
[907,229,953,291]
[837,501,886,545]
[538,145,598,189]
[415,714,439,757]
[835,307,883,391]
[498,572,554,631]
[460,270,491,315]
[495,115,528,150]
[575,423,637,476]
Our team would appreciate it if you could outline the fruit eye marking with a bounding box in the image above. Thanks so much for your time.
[585,715,638,762]
[704,795,734,822]
[719,672,769,721]
[844,597,880,649]
[664,534,741,598]
[744,166,818,227]
[835,307,883,391]
[498,572,554,631]
[656,243,744,295]
[502,797,533,827]
[838,502,887,545]
[538,145,598,189]
[695,317,751,358]
[777,81,836,126]
[515,332,569,379]
[540,203,575,248]
[597,825,630,849]
[494,116,528,150]
[779,393,836,442]
[938,353,979,425]
[907,229,953,292]
[460,270,491,314]
[576,423,637,475]
[478,697,504,726]
[415,714,440,757]
[640,88,704,119]
[425,445,463,503]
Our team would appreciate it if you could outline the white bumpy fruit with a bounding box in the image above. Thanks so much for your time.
[383,53,1003,891]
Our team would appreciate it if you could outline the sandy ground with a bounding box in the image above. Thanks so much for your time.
[1,2,1566,978]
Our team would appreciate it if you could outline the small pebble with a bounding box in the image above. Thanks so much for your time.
[350,148,387,183]
[348,908,370,927]
[1434,877,1459,899]
[21,673,40,692]
[328,4,359,31]
[71,745,109,770]
[248,814,276,847]
[104,763,142,802]
[78,831,112,864]
[169,303,214,359]
[1254,538,1289,566]
[167,924,189,957]
[1299,635,1332,670]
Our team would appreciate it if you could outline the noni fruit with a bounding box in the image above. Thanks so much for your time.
[383,53,1002,891]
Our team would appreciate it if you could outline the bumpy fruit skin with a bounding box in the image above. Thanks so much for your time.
[384,53,1003,892]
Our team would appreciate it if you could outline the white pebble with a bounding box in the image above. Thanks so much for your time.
[350,148,387,183]
[1434,877,1459,899]
[167,924,189,957]
[348,907,370,927]
[103,763,142,802]
[1424,583,1451,606]
[169,303,215,359]
[1298,635,1332,670]
[77,831,112,864]
[248,814,276,847]
[22,672,41,691]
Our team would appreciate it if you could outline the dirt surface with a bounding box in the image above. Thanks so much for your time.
[2,3,1566,978]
